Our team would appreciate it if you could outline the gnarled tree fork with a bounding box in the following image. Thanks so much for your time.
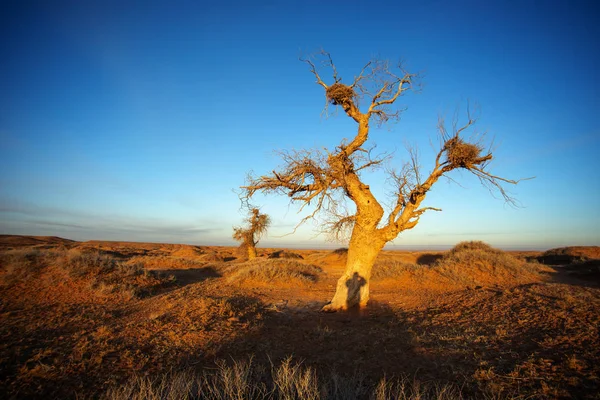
[242,51,523,311]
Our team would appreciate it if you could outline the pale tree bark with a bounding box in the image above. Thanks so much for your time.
[242,51,525,311]
[247,244,258,260]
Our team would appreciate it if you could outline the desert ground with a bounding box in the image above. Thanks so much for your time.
[0,235,599,399]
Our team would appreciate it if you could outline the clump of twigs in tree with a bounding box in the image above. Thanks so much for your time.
[445,138,483,168]
[326,83,355,106]
[232,208,270,260]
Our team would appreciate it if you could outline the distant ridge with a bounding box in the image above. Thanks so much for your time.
[0,235,78,248]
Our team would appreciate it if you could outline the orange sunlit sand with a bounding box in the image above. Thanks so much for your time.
[1,235,599,398]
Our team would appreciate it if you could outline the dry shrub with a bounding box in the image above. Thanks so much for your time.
[434,241,552,287]
[446,139,482,168]
[372,242,552,289]
[326,83,355,106]
[125,255,207,270]
[104,357,462,400]
[227,259,322,285]
[59,249,176,298]
[202,252,225,262]
[371,261,419,280]
[0,248,47,284]
[332,247,348,255]
[268,250,304,260]
[448,240,495,254]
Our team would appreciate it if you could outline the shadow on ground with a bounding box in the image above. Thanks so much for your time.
[156,266,221,286]
[415,253,443,265]
[205,301,471,392]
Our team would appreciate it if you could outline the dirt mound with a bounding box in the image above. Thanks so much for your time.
[201,252,225,262]
[170,245,205,258]
[322,248,348,265]
[227,259,322,285]
[374,241,552,290]
[539,246,600,265]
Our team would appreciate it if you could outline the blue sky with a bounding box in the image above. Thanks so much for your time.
[1,0,598,250]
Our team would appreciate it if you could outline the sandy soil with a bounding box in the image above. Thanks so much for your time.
[0,236,598,399]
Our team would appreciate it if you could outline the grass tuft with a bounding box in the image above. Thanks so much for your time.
[104,357,463,400]
[227,259,322,285]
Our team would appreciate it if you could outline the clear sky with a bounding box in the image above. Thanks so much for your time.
[1,0,598,250]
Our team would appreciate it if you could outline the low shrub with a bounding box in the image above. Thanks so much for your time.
[371,261,419,280]
[0,248,49,284]
[268,250,304,259]
[0,248,175,298]
[126,255,208,270]
[227,259,322,285]
[433,241,552,286]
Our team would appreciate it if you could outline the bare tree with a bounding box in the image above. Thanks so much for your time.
[233,208,271,259]
[242,51,523,311]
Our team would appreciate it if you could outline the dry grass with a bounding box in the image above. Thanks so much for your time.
[0,248,175,299]
[269,250,304,259]
[2,237,599,400]
[227,259,322,285]
[332,247,348,255]
[0,248,49,283]
[433,241,552,287]
[372,242,552,289]
[371,261,420,280]
[105,357,463,400]
[126,255,208,270]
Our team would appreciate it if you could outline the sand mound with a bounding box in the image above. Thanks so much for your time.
[322,248,348,265]
[170,245,205,258]
[374,241,552,290]
[539,246,600,265]
[227,259,322,285]
[201,252,225,262]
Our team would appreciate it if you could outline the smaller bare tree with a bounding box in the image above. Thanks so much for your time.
[233,208,271,259]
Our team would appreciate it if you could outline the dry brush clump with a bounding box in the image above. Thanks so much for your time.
[227,259,322,285]
[125,255,208,270]
[60,249,176,298]
[371,260,420,281]
[0,248,175,299]
[434,241,552,287]
[370,242,552,289]
[268,250,304,259]
[0,248,54,284]
[104,357,463,400]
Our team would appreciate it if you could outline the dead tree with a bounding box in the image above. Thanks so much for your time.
[242,51,523,311]
[232,208,271,259]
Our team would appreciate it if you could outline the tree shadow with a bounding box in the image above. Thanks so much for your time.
[155,266,221,287]
[207,299,470,391]
[416,253,443,265]
[345,272,367,313]
[545,260,600,289]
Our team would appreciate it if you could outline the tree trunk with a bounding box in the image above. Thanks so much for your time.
[322,225,385,312]
[247,244,258,260]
